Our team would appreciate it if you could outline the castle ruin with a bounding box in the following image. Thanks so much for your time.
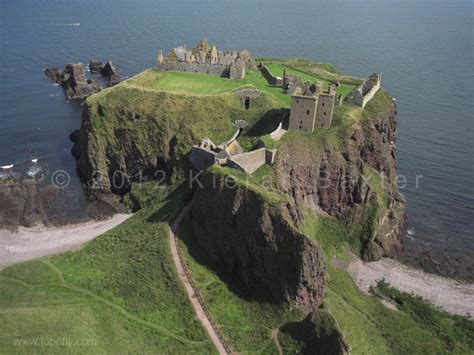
[157,39,255,80]
[347,73,382,108]
[287,84,337,132]
[189,133,276,174]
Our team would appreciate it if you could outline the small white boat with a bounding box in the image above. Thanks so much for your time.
[1,165,14,169]
[32,159,38,163]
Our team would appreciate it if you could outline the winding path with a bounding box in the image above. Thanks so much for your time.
[169,204,231,355]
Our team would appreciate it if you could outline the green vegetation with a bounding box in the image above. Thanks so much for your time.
[82,71,283,184]
[0,184,215,354]
[264,61,356,98]
[302,212,474,354]
[208,164,287,205]
[127,68,291,106]
[178,213,304,353]
[261,58,362,86]
[376,280,474,352]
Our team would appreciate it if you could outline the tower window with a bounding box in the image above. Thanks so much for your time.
[322,102,325,107]
[306,110,310,115]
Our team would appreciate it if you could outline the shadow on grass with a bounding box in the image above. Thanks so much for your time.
[146,182,194,224]
[177,211,283,305]
[246,109,284,137]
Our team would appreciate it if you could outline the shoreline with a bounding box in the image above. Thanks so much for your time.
[0,213,132,270]
[334,253,474,317]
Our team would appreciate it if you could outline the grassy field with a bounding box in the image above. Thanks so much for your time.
[0,184,216,354]
[125,58,359,109]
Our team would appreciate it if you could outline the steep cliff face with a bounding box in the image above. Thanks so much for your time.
[72,70,281,195]
[191,169,326,310]
[280,310,350,355]
[275,91,406,260]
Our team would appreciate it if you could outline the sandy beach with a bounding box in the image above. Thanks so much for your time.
[0,214,131,270]
[338,253,474,317]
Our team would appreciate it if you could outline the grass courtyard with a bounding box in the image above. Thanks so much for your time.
[124,58,359,109]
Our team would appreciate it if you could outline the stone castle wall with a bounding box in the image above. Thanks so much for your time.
[350,73,382,108]
[260,64,283,86]
[158,61,228,77]
[229,61,246,79]
[227,148,275,174]
[288,95,317,133]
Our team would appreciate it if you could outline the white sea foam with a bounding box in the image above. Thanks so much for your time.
[1,165,14,169]
[26,165,41,177]
[32,159,38,163]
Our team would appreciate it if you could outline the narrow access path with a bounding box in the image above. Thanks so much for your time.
[0,214,131,270]
[339,253,474,317]
[169,204,230,355]
[271,328,283,355]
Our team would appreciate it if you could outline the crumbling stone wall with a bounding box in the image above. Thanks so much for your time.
[260,64,283,86]
[158,61,228,77]
[349,73,382,108]
[229,60,246,80]
[227,148,275,174]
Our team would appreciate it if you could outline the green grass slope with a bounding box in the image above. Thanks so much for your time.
[0,185,215,354]
[303,212,474,354]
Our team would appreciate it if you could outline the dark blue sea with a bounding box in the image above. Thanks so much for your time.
[1,1,473,261]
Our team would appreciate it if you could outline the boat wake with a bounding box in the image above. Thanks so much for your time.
[49,22,80,26]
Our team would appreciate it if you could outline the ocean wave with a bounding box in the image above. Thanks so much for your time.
[1,164,14,169]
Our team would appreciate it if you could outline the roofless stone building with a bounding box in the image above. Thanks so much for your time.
[157,39,256,80]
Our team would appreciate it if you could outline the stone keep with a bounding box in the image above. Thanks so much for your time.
[288,91,336,133]
[288,95,318,133]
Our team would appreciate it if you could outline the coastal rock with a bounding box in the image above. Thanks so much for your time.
[101,60,121,86]
[44,68,63,84]
[0,178,125,229]
[89,59,103,75]
[61,63,101,100]
[191,171,326,309]
[44,63,102,100]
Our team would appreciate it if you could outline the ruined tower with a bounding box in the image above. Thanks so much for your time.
[157,49,164,65]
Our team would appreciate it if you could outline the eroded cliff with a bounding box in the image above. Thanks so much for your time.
[274,90,406,260]
[191,168,326,310]
[72,69,281,195]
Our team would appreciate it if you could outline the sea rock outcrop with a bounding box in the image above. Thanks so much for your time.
[88,59,121,86]
[44,63,101,100]
[101,60,121,86]
[191,170,326,309]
